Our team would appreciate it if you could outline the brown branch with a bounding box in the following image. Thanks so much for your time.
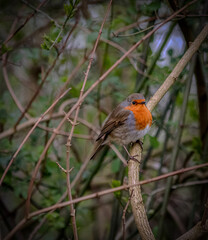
[4,163,208,240]
[176,220,208,240]
[1,0,198,222]
[0,112,98,140]
[56,162,74,174]
[2,17,31,121]
[122,190,133,240]
[13,20,78,133]
[112,17,156,37]
[21,0,61,28]
[147,23,208,112]
[128,145,155,240]
[64,1,113,238]
[2,54,31,120]
[2,0,48,46]
[109,144,128,166]
[128,21,208,240]
[0,88,71,186]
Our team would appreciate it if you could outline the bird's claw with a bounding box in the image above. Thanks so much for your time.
[136,140,143,151]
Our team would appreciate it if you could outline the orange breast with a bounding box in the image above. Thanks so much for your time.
[125,105,152,130]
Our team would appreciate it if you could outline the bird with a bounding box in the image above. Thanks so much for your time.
[90,93,152,160]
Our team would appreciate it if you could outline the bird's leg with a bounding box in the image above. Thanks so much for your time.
[136,139,143,151]
[122,145,140,163]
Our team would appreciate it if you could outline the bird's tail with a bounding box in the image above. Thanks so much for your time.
[90,142,104,160]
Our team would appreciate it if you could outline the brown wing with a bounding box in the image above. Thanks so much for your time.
[96,105,130,142]
[90,105,129,160]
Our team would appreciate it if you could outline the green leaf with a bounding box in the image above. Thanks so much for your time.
[41,34,52,50]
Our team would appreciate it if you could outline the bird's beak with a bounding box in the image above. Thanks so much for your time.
[141,101,146,104]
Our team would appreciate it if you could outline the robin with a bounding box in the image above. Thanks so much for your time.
[90,93,152,160]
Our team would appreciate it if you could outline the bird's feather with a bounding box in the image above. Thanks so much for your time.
[96,105,130,142]
[90,105,130,159]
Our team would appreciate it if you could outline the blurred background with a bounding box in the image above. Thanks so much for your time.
[0,0,208,239]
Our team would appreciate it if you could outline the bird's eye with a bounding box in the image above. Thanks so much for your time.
[132,101,136,105]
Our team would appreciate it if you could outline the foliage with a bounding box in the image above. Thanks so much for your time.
[0,0,207,239]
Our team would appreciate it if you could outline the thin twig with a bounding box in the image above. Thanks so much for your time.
[56,162,74,174]
[21,0,61,28]
[64,1,113,239]
[158,54,197,237]
[112,17,156,37]
[0,88,71,186]
[1,0,198,219]
[13,20,78,134]
[4,162,208,240]
[109,144,128,166]
[146,180,208,211]
[176,220,208,240]
[2,54,31,120]
[0,113,97,140]
[122,190,134,240]
[2,0,48,46]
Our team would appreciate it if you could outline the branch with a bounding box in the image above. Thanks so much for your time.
[122,190,133,240]
[0,88,71,186]
[1,0,199,223]
[2,55,31,120]
[4,162,208,240]
[128,22,208,240]
[158,54,196,237]
[176,221,208,240]
[1,0,47,46]
[13,20,78,133]
[147,23,208,112]
[128,145,155,240]
[64,1,113,239]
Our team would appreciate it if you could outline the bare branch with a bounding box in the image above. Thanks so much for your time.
[0,88,71,186]
[122,190,133,240]
[64,1,113,239]
[129,23,208,240]
[176,221,208,240]
[4,162,208,240]
[2,0,48,46]
[56,162,74,174]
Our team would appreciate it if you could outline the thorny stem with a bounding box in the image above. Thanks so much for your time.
[64,1,113,239]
